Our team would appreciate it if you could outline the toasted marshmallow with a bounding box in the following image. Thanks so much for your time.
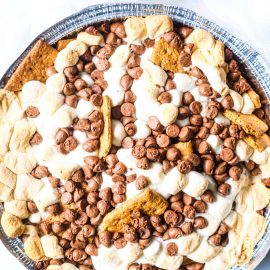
[0,163,17,189]
[132,120,151,140]
[186,28,215,51]
[155,251,183,270]
[157,103,178,126]
[183,171,209,197]
[174,232,201,256]
[54,48,79,72]
[187,238,221,263]
[235,140,254,161]
[112,120,126,147]
[118,242,142,264]
[0,122,13,156]
[4,151,37,175]
[41,235,64,259]
[109,45,130,67]
[77,32,104,46]
[46,73,66,93]
[124,17,147,42]
[52,105,76,128]
[66,40,88,56]
[4,200,29,219]
[22,81,46,108]
[39,92,64,116]
[145,15,173,39]
[34,185,60,211]
[141,60,167,87]
[229,90,243,112]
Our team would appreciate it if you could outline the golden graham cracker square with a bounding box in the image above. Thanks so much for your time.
[223,109,268,138]
[4,39,58,91]
[56,38,75,51]
[151,38,183,73]
[99,188,168,233]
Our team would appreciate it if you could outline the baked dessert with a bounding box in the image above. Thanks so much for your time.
[0,14,270,270]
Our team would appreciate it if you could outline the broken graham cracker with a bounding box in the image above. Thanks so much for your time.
[174,141,193,158]
[98,96,112,159]
[247,89,261,109]
[56,38,75,51]
[151,38,183,73]
[223,109,268,137]
[99,188,168,233]
[243,133,270,152]
[4,39,58,91]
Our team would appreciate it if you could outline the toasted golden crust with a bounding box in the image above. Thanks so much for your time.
[100,188,168,233]
[24,235,45,261]
[98,96,112,159]
[174,141,193,158]
[243,134,270,152]
[56,38,75,51]
[4,40,58,91]
[151,38,183,73]
[247,89,261,109]
[223,109,268,137]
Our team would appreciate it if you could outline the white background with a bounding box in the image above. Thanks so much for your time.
[0,0,269,269]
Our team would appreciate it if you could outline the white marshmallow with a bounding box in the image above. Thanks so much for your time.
[116,148,137,170]
[80,72,94,86]
[46,73,66,93]
[162,167,187,195]
[176,118,190,127]
[76,99,96,118]
[157,103,178,126]
[241,92,255,114]
[132,120,151,140]
[112,120,126,147]
[235,140,254,161]
[168,89,182,107]
[28,213,42,224]
[22,80,46,108]
[215,113,231,125]
[183,171,209,197]
[207,134,223,154]
[41,235,64,259]
[173,73,196,92]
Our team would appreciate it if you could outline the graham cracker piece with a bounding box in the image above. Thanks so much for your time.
[56,38,75,51]
[223,109,268,137]
[243,134,270,152]
[247,89,261,109]
[4,39,58,91]
[174,141,193,158]
[98,96,112,159]
[151,38,183,73]
[99,188,168,233]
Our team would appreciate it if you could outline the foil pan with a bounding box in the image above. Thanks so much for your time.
[0,3,270,270]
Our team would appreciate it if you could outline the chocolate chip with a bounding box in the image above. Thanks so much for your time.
[201,190,214,203]
[158,92,172,104]
[218,183,231,195]
[181,222,193,235]
[220,148,234,162]
[156,134,170,148]
[110,22,126,38]
[128,67,143,80]
[130,44,145,55]
[61,192,73,205]
[137,157,150,170]
[193,200,206,213]
[25,106,40,118]
[166,242,178,256]
[127,54,141,68]
[30,132,43,145]
[166,147,180,161]
[135,176,149,190]
[194,216,208,229]
[177,160,191,174]
[82,139,99,152]
[33,165,49,179]
[166,124,180,138]
[182,92,194,105]
[209,234,221,246]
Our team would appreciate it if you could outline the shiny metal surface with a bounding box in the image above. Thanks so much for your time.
[0,3,269,270]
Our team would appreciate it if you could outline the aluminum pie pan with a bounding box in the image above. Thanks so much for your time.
[0,3,270,270]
